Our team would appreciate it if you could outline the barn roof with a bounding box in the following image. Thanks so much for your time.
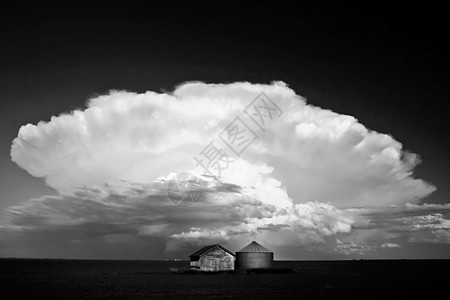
[237,241,272,253]
[189,244,235,258]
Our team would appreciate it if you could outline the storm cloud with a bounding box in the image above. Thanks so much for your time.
[5,81,441,258]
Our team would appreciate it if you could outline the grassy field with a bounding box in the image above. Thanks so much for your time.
[1,259,447,299]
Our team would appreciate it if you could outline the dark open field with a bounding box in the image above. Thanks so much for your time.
[1,259,447,299]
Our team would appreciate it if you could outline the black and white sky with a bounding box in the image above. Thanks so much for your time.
[0,2,449,259]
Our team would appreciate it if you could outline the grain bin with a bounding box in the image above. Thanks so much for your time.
[235,241,273,271]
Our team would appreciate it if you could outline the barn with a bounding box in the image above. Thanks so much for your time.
[235,241,273,271]
[189,244,235,271]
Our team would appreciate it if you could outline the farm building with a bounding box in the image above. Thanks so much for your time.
[235,241,273,271]
[189,244,235,271]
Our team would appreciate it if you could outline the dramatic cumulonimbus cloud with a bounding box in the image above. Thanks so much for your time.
[6,81,443,258]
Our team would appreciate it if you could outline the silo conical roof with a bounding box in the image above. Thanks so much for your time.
[237,241,272,253]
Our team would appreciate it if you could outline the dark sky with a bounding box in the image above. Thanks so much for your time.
[0,2,449,259]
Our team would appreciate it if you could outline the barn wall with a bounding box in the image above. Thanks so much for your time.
[198,248,235,271]
[190,261,200,268]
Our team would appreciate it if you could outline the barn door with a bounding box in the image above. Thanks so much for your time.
[213,258,219,271]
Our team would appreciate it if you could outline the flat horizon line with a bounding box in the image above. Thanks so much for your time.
[1,257,449,262]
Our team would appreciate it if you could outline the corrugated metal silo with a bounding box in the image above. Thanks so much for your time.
[235,241,273,271]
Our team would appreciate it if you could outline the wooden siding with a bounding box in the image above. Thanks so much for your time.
[191,248,235,271]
